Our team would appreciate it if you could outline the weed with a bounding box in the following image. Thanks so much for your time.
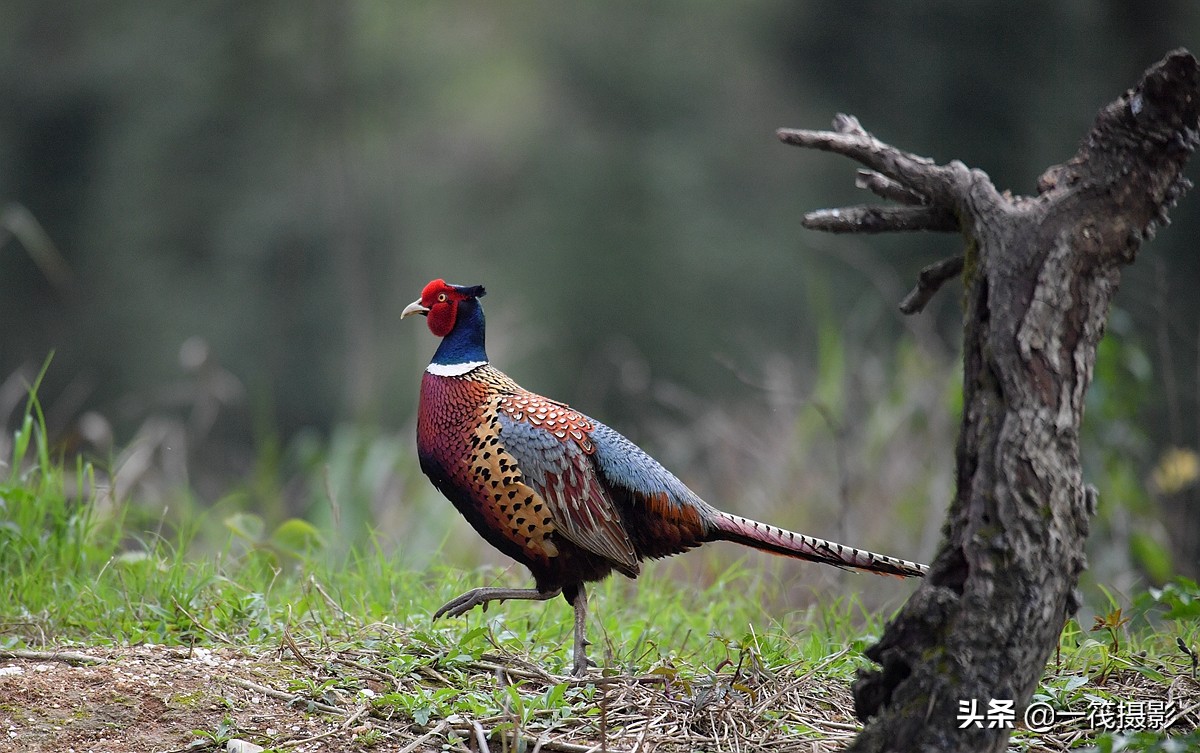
[190,715,239,745]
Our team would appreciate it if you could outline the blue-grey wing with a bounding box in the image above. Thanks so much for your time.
[495,394,639,573]
[587,420,708,511]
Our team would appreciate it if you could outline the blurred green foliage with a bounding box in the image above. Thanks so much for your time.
[1,3,1198,586]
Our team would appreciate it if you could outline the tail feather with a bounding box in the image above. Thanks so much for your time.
[709,511,928,578]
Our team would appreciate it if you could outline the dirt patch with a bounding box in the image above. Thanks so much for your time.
[0,646,373,753]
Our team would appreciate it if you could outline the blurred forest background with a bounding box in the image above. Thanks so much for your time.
[1,2,1198,609]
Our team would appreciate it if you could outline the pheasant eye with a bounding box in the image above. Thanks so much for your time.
[437,293,448,302]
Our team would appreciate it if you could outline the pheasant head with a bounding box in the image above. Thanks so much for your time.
[402,278,489,375]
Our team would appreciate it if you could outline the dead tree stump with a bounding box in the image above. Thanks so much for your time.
[778,49,1199,753]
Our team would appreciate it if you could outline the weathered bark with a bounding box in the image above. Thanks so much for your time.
[778,50,1200,753]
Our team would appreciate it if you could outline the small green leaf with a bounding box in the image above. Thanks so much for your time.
[544,682,568,708]
[270,518,324,555]
[11,413,33,471]
[731,681,756,701]
[224,512,265,543]
[1061,674,1088,692]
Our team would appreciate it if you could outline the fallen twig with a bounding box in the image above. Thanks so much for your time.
[0,648,107,666]
[280,705,370,748]
[219,675,344,715]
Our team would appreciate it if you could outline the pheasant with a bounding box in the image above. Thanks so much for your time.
[402,278,927,675]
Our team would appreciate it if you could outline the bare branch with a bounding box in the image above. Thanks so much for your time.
[779,113,995,316]
[778,127,941,199]
[802,205,957,234]
[832,112,869,136]
[898,255,966,315]
[856,169,926,205]
[777,120,1000,213]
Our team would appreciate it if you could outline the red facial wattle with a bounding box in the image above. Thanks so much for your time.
[426,296,457,336]
[419,279,458,337]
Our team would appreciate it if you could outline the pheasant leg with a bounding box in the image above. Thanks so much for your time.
[570,585,590,676]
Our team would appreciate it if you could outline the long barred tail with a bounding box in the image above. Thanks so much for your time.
[709,511,928,578]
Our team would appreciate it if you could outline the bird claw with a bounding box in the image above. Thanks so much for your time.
[570,651,596,676]
[434,588,511,620]
[433,586,561,636]
[433,593,484,620]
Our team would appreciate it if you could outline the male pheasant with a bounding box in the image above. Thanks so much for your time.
[403,278,927,675]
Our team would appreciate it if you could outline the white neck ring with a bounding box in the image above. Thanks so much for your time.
[426,360,487,377]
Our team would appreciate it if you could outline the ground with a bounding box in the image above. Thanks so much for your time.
[0,643,865,752]
[0,645,359,753]
[2,643,1197,752]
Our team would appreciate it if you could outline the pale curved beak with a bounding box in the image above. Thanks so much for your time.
[401,299,429,319]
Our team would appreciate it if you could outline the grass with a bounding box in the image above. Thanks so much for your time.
[2,385,1199,752]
